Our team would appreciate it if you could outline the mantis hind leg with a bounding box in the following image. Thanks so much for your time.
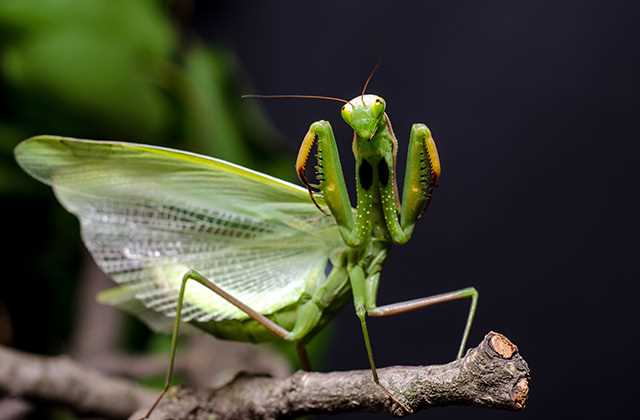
[368,287,479,359]
[139,269,297,420]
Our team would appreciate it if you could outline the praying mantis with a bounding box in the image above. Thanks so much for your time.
[14,70,478,416]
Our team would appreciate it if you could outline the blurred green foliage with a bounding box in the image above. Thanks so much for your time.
[0,0,331,384]
[0,0,291,188]
[0,0,174,140]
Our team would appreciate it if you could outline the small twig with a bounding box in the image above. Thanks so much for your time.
[134,331,530,419]
[0,345,155,419]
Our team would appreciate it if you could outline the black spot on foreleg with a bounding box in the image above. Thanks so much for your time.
[359,160,373,190]
[378,159,390,187]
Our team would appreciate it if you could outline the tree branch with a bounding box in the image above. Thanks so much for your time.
[134,331,530,419]
[0,332,530,419]
[0,345,155,419]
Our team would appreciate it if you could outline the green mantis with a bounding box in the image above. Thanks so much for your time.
[14,72,478,416]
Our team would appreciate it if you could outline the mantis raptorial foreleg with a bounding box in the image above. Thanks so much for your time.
[296,120,370,247]
[381,123,441,245]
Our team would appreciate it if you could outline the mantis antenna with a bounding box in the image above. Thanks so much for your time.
[242,63,381,105]
[241,94,348,104]
[360,63,380,103]
[242,93,350,214]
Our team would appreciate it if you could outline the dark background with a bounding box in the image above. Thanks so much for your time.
[194,1,639,419]
[2,1,638,419]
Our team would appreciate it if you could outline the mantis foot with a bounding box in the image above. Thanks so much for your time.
[377,382,413,414]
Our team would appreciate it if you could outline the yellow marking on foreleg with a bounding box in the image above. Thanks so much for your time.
[296,128,326,213]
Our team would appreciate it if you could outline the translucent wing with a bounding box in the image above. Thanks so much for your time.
[15,136,342,326]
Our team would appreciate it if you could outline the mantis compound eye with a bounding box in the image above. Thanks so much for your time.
[341,104,353,124]
[372,98,386,116]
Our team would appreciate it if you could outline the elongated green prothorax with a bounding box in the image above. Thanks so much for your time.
[15,67,478,418]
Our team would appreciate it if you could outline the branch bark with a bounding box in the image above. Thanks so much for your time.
[0,345,155,419]
[0,332,530,419]
[134,331,530,419]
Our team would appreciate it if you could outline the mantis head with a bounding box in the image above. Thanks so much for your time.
[341,94,386,140]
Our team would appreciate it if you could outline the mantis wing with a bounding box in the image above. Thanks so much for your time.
[15,136,342,327]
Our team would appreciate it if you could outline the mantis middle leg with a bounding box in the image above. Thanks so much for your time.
[349,264,412,412]
[351,261,478,364]
[367,287,479,359]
